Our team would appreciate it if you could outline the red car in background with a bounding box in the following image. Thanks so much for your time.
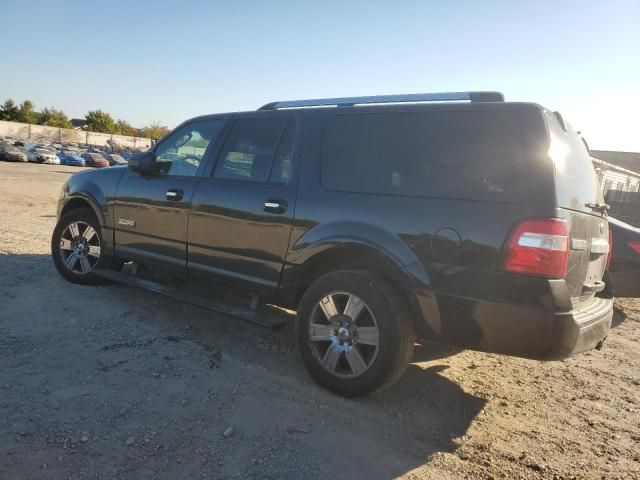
[82,152,110,168]
[608,217,640,297]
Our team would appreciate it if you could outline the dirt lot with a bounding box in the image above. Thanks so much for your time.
[0,161,639,480]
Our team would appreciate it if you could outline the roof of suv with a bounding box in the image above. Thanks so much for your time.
[184,92,547,128]
[258,91,505,110]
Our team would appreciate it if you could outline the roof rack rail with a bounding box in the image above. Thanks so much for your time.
[258,91,504,110]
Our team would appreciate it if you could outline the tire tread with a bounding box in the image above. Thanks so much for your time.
[296,269,415,397]
[51,207,111,285]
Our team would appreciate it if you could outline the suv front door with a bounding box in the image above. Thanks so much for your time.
[188,115,299,290]
[113,118,226,272]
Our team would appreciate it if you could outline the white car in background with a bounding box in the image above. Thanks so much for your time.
[29,147,60,164]
[39,148,60,164]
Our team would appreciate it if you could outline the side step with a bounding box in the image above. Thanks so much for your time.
[94,268,290,330]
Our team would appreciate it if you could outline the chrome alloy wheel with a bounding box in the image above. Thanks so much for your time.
[308,292,380,378]
[59,221,101,274]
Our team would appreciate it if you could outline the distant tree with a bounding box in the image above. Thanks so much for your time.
[0,99,19,121]
[17,100,38,124]
[138,121,169,140]
[38,107,72,128]
[85,109,116,133]
[1,98,141,136]
[185,136,209,149]
[114,119,133,136]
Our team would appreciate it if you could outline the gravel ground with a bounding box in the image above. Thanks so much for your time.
[1,161,639,480]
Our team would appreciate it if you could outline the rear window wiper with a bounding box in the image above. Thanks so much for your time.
[585,202,610,214]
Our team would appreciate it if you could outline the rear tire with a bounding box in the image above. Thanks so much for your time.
[296,270,415,397]
[51,208,117,285]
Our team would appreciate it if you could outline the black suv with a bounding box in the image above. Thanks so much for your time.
[52,91,613,397]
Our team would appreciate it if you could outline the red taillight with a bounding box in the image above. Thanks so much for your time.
[501,218,569,278]
[627,240,640,255]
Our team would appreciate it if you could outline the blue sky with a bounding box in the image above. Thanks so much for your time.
[1,0,639,151]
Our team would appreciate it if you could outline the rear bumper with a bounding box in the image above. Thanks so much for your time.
[548,297,612,360]
[434,292,613,360]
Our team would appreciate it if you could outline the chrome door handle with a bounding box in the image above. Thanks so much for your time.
[264,200,287,214]
[166,189,183,201]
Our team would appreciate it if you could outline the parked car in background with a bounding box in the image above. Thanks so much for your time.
[27,144,50,163]
[608,216,640,297]
[106,153,126,165]
[58,149,86,167]
[1,145,28,162]
[36,147,60,164]
[82,152,109,168]
[51,91,613,397]
[27,146,40,162]
[0,140,11,155]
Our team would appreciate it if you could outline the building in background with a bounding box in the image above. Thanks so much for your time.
[70,118,88,130]
[591,150,640,227]
[592,150,640,173]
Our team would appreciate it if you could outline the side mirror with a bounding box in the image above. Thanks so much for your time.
[128,150,157,174]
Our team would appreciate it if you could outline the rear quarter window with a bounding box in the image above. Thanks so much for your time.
[544,111,603,212]
[321,110,529,203]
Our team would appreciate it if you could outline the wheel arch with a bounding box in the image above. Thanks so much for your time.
[60,195,103,224]
[59,193,114,257]
[283,238,441,337]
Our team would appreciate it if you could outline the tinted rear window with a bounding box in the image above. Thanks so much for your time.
[213,117,291,183]
[544,111,602,212]
[321,110,528,202]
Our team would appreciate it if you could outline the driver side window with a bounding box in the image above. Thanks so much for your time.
[154,119,224,176]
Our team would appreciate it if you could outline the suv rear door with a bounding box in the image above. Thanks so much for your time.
[545,111,609,303]
[187,115,299,291]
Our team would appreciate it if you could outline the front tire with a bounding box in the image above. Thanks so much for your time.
[296,270,415,397]
[51,208,112,285]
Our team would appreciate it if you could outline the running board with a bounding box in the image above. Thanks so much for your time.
[94,268,289,330]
